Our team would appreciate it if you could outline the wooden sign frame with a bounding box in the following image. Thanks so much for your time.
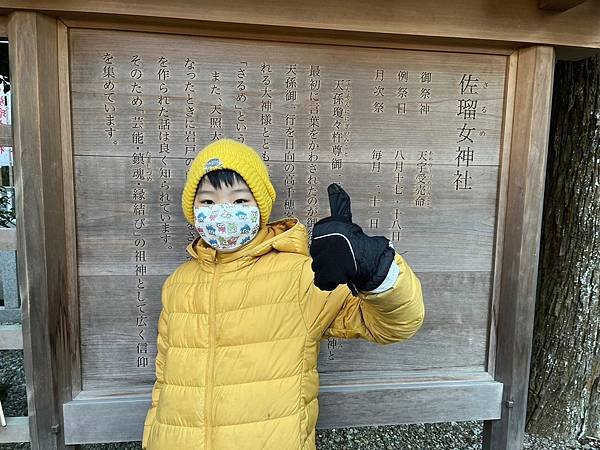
[5,8,554,450]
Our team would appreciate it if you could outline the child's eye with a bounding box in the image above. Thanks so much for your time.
[200,200,215,205]
[233,199,248,204]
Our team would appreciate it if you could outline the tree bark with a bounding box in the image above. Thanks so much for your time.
[526,54,600,439]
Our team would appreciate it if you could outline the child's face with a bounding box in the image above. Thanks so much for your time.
[194,177,258,209]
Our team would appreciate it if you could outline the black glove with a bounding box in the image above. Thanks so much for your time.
[309,183,395,295]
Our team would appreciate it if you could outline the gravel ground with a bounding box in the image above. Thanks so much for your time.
[2,350,599,450]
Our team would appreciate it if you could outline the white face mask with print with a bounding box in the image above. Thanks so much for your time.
[194,203,260,251]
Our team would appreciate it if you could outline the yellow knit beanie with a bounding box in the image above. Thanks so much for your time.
[181,139,276,228]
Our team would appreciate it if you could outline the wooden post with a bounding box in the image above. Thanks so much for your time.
[483,45,555,450]
[8,11,75,450]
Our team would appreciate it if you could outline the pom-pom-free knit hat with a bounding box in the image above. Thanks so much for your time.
[181,139,276,228]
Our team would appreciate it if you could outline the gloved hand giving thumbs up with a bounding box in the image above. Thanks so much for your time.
[310,183,396,295]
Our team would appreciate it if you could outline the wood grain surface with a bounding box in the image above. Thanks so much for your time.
[69,29,506,394]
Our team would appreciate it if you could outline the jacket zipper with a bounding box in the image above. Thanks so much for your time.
[205,255,220,450]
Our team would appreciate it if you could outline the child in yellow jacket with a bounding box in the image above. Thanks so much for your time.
[142,138,424,450]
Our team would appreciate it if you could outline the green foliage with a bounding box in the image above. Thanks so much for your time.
[0,185,15,228]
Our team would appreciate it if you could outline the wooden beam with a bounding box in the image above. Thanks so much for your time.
[317,380,503,428]
[0,416,30,443]
[0,228,16,251]
[8,11,75,450]
[482,45,556,450]
[539,0,587,11]
[56,20,82,400]
[62,15,518,56]
[0,0,599,48]
[63,380,503,444]
[487,50,519,380]
[0,323,22,349]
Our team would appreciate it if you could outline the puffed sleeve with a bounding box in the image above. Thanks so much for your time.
[298,253,424,344]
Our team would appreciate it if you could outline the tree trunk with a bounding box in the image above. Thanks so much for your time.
[526,54,600,439]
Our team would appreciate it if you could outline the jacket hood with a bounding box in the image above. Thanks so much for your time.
[187,217,309,264]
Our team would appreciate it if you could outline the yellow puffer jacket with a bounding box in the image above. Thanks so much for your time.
[142,218,424,450]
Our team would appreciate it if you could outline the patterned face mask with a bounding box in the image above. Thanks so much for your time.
[194,203,260,251]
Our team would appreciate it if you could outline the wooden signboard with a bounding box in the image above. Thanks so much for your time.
[62,28,507,442]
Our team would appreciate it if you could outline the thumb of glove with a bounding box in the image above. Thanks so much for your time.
[327,183,352,222]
